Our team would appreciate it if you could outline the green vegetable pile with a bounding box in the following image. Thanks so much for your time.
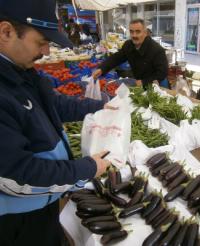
[131,112,168,148]
[63,121,82,158]
[190,105,200,121]
[129,86,188,125]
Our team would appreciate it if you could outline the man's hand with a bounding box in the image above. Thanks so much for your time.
[91,151,111,177]
[92,69,102,80]
[135,80,142,87]
[104,103,118,110]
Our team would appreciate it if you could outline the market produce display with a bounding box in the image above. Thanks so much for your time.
[129,87,188,125]
[63,121,82,158]
[69,163,200,245]
[191,104,200,121]
[57,82,84,96]
[131,112,169,147]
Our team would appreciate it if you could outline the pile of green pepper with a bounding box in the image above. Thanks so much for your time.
[131,112,169,148]
[129,87,188,125]
[190,105,200,121]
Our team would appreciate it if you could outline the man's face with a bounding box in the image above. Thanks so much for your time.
[0,22,50,69]
[129,22,147,48]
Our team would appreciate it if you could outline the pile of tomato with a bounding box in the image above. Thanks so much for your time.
[78,60,98,69]
[105,82,120,96]
[56,82,83,96]
[44,68,76,82]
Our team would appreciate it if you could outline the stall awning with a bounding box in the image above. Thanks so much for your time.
[73,0,156,11]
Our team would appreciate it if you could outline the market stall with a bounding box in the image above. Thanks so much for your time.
[59,83,200,245]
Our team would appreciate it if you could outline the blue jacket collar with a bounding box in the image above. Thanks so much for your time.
[0,55,36,86]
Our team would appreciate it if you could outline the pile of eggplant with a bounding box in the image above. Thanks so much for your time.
[143,217,199,246]
[70,165,151,245]
[146,153,200,215]
[146,153,189,200]
[70,189,130,245]
[137,191,200,245]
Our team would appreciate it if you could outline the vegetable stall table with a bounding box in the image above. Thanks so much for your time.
[59,86,200,245]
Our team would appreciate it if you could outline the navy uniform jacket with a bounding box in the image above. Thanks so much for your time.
[0,56,104,215]
[99,36,168,87]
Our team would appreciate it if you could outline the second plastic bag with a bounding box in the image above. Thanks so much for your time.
[81,83,133,168]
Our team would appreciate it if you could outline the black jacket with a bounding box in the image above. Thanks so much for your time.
[100,36,168,87]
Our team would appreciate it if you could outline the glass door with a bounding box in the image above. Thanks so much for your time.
[186,7,200,52]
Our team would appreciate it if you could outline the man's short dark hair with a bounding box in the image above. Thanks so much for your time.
[130,18,146,26]
[0,14,30,38]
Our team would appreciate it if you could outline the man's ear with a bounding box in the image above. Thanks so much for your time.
[0,21,15,42]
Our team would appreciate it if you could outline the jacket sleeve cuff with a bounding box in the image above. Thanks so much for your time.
[73,156,97,180]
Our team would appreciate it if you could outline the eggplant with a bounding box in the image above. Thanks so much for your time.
[82,215,117,227]
[107,166,117,193]
[126,188,144,207]
[172,222,189,246]
[71,193,100,203]
[190,186,200,206]
[164,184,186,202]
[189,205,200,215]
[128,176,143,197]
[151,161,170,177]
[118,202,149,218]
[76,211,95,219]
[100,230,128,245]
[142,193,154,203]
[87,221,121,234]
[142,223,172,246]
[159,163,175,176]
[167,173,188,191]
[142,195,161,218]
[158,221,181,246]
[182,176,200,200]
[183,222,199,246]
[70,189,95,195]
[155,213,178,229]
[113,181,132,194]
[164,164,182,181]
[116,170,122,185]
[129,176,148,198]
[145,202,165,225]
[92,178,105,196]
[129,165,137,179]
[77,203,113,215]
[78,199,109,206]
[162,178,171,188]
[152,210,171,229]
[104,190,127,208]
[146,153,167,168]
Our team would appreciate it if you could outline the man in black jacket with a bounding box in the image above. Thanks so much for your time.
[0,0,112,246]
[93,19,169,88]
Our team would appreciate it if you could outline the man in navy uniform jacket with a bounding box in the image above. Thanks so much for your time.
[0,0,111,245]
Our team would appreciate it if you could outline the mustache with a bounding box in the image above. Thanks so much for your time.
[33,54,43,61]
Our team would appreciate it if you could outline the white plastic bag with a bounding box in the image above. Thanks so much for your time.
[175,75,191,97]
[81,84,132,168]
[84,76,102,100]
[170,119,200,151]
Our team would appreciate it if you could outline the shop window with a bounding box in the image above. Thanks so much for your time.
[187,0,200,3]
[113,8,126,35]
[144,1,175,46]
[186,7,199,52]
